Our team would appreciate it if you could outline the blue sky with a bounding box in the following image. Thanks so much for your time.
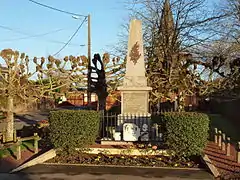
[0,0,128,59]
[0,0,220,60]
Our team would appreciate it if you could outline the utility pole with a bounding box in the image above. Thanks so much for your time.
[87,14,91,106]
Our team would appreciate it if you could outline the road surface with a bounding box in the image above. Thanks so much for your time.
[0,164,214,180]
[0,111,49,131]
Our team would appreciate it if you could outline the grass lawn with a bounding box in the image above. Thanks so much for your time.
[0,140,34,159]
[208,114,240,143]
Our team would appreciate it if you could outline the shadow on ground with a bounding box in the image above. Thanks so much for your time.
[0,157,32,180]
[19,164,213,179]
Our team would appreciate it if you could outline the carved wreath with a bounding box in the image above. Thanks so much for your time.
[129,42,141,65]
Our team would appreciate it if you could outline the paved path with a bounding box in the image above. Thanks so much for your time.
[0,111,49,131]
[0,164,214,180]
[15,111,49,124]
[204,141,240,177]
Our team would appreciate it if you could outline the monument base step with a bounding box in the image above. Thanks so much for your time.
[100,141,134,146]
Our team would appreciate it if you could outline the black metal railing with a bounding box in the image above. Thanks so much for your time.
[99,112,166,142]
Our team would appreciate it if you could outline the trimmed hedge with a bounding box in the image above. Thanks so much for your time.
[49,110,100,151]
[163,112,209,157]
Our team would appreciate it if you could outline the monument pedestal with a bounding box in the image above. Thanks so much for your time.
[118,86,152,117]
[117,86,152,141]
[118,86,152,114]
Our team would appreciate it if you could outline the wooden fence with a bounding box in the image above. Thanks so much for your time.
[0,132,41,160]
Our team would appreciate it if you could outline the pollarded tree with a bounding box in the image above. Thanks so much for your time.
[102,53,126,98]
[117,0,227,111]
[0,49,87,142]
[88,53,125,111]
[193,0,240,98]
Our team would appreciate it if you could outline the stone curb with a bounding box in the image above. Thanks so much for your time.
[201,153,220,178]
[9,147,169,173]
[9,148,213,174]
[81,147,171,156]
[42,162,206,171]
[10,149,56,173]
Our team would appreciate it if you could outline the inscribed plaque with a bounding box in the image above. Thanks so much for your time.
[122,92,148,113]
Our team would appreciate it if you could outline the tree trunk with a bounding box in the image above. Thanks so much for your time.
[5,96,14,142]
[178,92,185,112]
[98,96,106,112]
[174,100,178,111]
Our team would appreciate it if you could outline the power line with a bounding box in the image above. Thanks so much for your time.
[0,24,85,47]
[49,40,85,47]
[0,25,29,35]
[52,16,87,56]
[28,0,87,18]
[0,28,64,42]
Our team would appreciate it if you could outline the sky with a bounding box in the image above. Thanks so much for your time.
[0,0,129,59]
[0,0,221,61]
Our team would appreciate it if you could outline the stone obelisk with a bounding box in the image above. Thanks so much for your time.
[118,19,152,115]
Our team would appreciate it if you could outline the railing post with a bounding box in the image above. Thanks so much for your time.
[151,124,157,141]
[155,124,159,141]
[237,142,240,163]
[221,133,226,151]
[226,137,231,156]
[16,137,22,160]
[34,133,39,154]
[218,130,222,148]
[13,129,17,143]
[214,128,218,144]
[2,131,6,143]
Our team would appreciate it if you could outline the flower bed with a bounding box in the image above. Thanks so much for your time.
[48,152,205,169]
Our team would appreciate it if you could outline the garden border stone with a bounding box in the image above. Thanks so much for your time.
[10,148,213,174]
[201,153,220,178]
[100,141,134,146]
[10,149,56,173]
[80,147,171,156]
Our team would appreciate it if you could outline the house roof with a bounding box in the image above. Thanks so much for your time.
[0,65,8,73]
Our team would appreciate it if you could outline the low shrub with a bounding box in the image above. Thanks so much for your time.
[49,110,100,152]
[162,112,209,157]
